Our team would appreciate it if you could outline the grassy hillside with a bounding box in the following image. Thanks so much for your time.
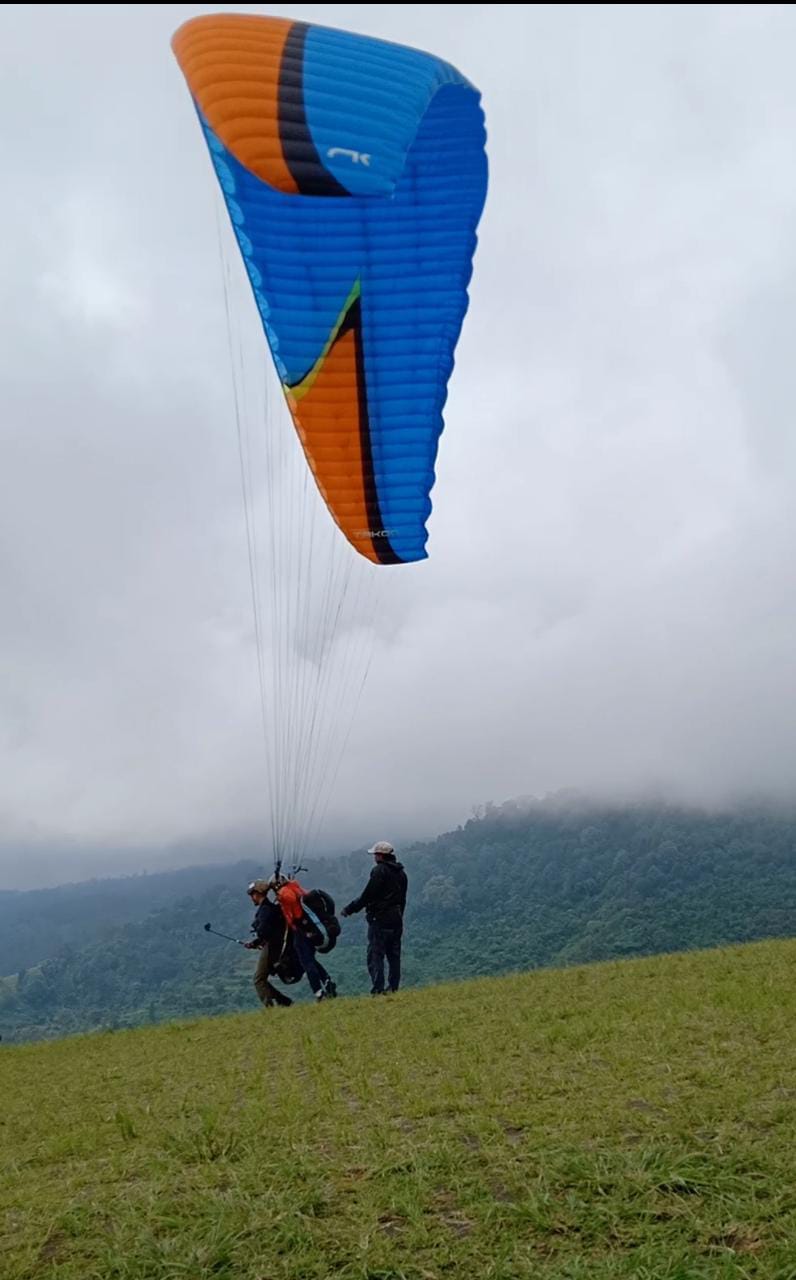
[2,940,796,1279]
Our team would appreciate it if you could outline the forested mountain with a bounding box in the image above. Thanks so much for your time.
[2,796,795,1042]
[0,859,262,976]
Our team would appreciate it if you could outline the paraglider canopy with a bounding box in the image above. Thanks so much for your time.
[172,13,488,564]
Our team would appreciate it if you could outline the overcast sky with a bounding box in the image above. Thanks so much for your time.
[2,3,796,889]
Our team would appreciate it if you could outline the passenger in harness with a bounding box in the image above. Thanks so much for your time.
[271,875,338,1001]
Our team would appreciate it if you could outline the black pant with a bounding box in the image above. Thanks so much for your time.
[367,921,402,993]
[294,930,332,996]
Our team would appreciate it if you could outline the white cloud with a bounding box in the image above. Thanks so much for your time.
[2,3,796,887]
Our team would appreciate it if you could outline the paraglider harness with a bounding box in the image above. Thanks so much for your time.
[268,866,341,985]
[297,888,341,953]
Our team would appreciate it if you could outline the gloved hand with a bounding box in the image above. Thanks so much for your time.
[244,940,259,950]
[341,907,350,918]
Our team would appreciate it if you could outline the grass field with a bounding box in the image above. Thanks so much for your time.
[2,939,796,1279]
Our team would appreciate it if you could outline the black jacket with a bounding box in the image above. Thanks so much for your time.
[344,859,408,926]
[251,899,285,948]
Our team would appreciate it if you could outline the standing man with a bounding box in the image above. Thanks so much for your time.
[341,842,408,995]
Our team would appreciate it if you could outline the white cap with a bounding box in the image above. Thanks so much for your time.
[368,840,395,855]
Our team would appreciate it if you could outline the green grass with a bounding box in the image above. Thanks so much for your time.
[2,939,796,1279]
